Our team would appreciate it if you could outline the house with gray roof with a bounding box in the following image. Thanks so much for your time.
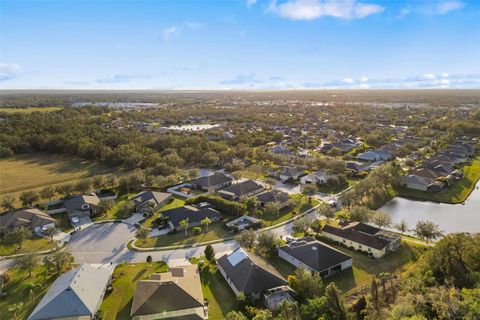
[218,180,264,201]
[161,202,222,231]
[256,190,290,209]
[63,193,101,218]
[0,207,56,233]
[278,237,352,277]
[190,172,233,192]
[28,263,112,320]
[130,191,172,213]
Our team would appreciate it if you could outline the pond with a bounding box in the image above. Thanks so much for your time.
[161,123,220,131]
[379,180,480,234]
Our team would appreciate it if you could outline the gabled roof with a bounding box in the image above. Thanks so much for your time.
[28,263,111,320]
[63,193,100,214]
[279,237,352,273]
[218,248,287,295]
[322,222,392,250]
[190,172,233,188]
[256,190,289,205]
[131,265,205,319]
[218,180,264,197]
[0,207,56,229]
[161,203,222,227]
[130,191,172,206]
[280,166,305,177]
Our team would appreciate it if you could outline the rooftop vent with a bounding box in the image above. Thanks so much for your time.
[312,246,318,251]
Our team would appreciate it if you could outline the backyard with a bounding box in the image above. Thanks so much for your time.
[396,156,480,203]
[98,261,168,320]
[261,194,319,226]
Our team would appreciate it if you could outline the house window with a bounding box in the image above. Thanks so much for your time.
[82,204,89,210]
[359,245,362,249]
[368,248,371,251]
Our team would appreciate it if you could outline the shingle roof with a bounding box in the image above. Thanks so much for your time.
[256,190,289,205]
[131,265,205,319]
[218,248,287,295]
[218,180,263,197]
[130,191,172,206]
[28,264,111,320]
[190,172,233,188]
[0,207,56,230]
[278,237,352,273]
[63,194,100,214]
[161,204,222,227]
[322,223,391,250]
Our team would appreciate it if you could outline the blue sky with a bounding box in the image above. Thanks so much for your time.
[1,0,479,89]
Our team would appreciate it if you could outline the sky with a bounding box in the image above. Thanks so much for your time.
[0,0,479,90]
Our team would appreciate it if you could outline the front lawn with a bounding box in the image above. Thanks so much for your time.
[0,236,57,256]
[261,194,319,226]
[135,223,232,248]
[0,265,56,320]
[190,258,238,320]
[143,196,186,228]
[98,261,168,320]
[396,156,480,203]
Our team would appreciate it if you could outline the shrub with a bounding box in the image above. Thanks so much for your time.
[192,227,201,235]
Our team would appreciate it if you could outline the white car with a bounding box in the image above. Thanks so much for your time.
[285,235,298,243]
[71,216,79,223]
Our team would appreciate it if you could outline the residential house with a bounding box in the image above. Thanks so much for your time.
[218,180,264,201]
[218,248,293,307]
[190,172,233,192]
[278,237,352,278]
[356,150,393,162]
[161,202,222,231]
[0,207,56,233]
[63,193,101,218]
[256,190,290,209]
[321,222,401,258]
[300,170,330,185]
[346,161,371,173]
[130,265,207,320]
[130,191,172,213]
[28,263,112,320]
[279,166,306,182]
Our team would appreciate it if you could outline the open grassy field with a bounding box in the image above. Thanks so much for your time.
[396,156,480,203]
[0,107,63,114]
[0,265,56,320]
[98,262,168,320]
[268,240,426,294]
[0,236,57,256]
[0,153,118,204]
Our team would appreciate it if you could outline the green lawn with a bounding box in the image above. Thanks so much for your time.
[143,196,186,227]
[98,262,168,320]
[135,223,232,248]
[261,195,319,226]
[0,107,63,114]
[268,240,426,294]
[0,153,119,206]
[190,258,238,320]
[396,156,480,203]
[0,265,57,320]
[0,236,57,256]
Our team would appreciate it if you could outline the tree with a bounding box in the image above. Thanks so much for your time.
[244,197,259,215]
[8,302,23,320]
[317,203,334,221]
[394,219,408,235]
[324,282,349,320]
[180,218,189,237]
[256,231,278,258]
[263,201,280,218]
[44,226,56,242]
[55,183,75,197]
[19,190,39,206]
[204,244,215,262]
[414,220,442,245]
[334,210,350,224]
[3,227,31,249]
[237,229,256,250]
[0,195,15,210]
[44,250,74,275]
[292,216,314,235]
[288,268,324,301]
[264,177,277,186]
[92,176,104,191]
[97,199,114,216]
[372,211,392,229]
[136,226,150,243]
[146,255,152,265]
[14,252,38,277]
[349,206,374,223]
[75,179,91,194]
[39,186,55,201]
[201,217,212,233]
[26,282,42,302]
[278,300,301,320]
[225,311,248,320]
[302,184,318,195]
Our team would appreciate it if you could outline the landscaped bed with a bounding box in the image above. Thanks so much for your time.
[98,261,168,320]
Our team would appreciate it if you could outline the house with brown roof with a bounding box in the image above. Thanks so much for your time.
[0,207,56,233]
[320,222,401,258]
[130,265,207,320]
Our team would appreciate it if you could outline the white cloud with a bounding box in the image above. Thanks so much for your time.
[162,26,180,40]
[0,63,21,81]
[342,78,355,84]
[246,0,257,7]
[423,73,436,80]
[435,1,465,14]
[268,0,384,21]
[186,21,203,30]
[360,76,369,82]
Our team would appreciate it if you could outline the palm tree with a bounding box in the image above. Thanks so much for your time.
[179,218,189,237]
[8,303,23,320]
[201,217,212,233]
[44,226,56,242]
[26,282,42,302]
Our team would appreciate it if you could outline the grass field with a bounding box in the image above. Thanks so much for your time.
[0,236,57,256]
[396,156,480,203]
[0,153,118,204]
[262,195,319,226]
[0,265,56,320]
[268,240,426,294]
[98,262,168,320]
[0,107,63,114]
